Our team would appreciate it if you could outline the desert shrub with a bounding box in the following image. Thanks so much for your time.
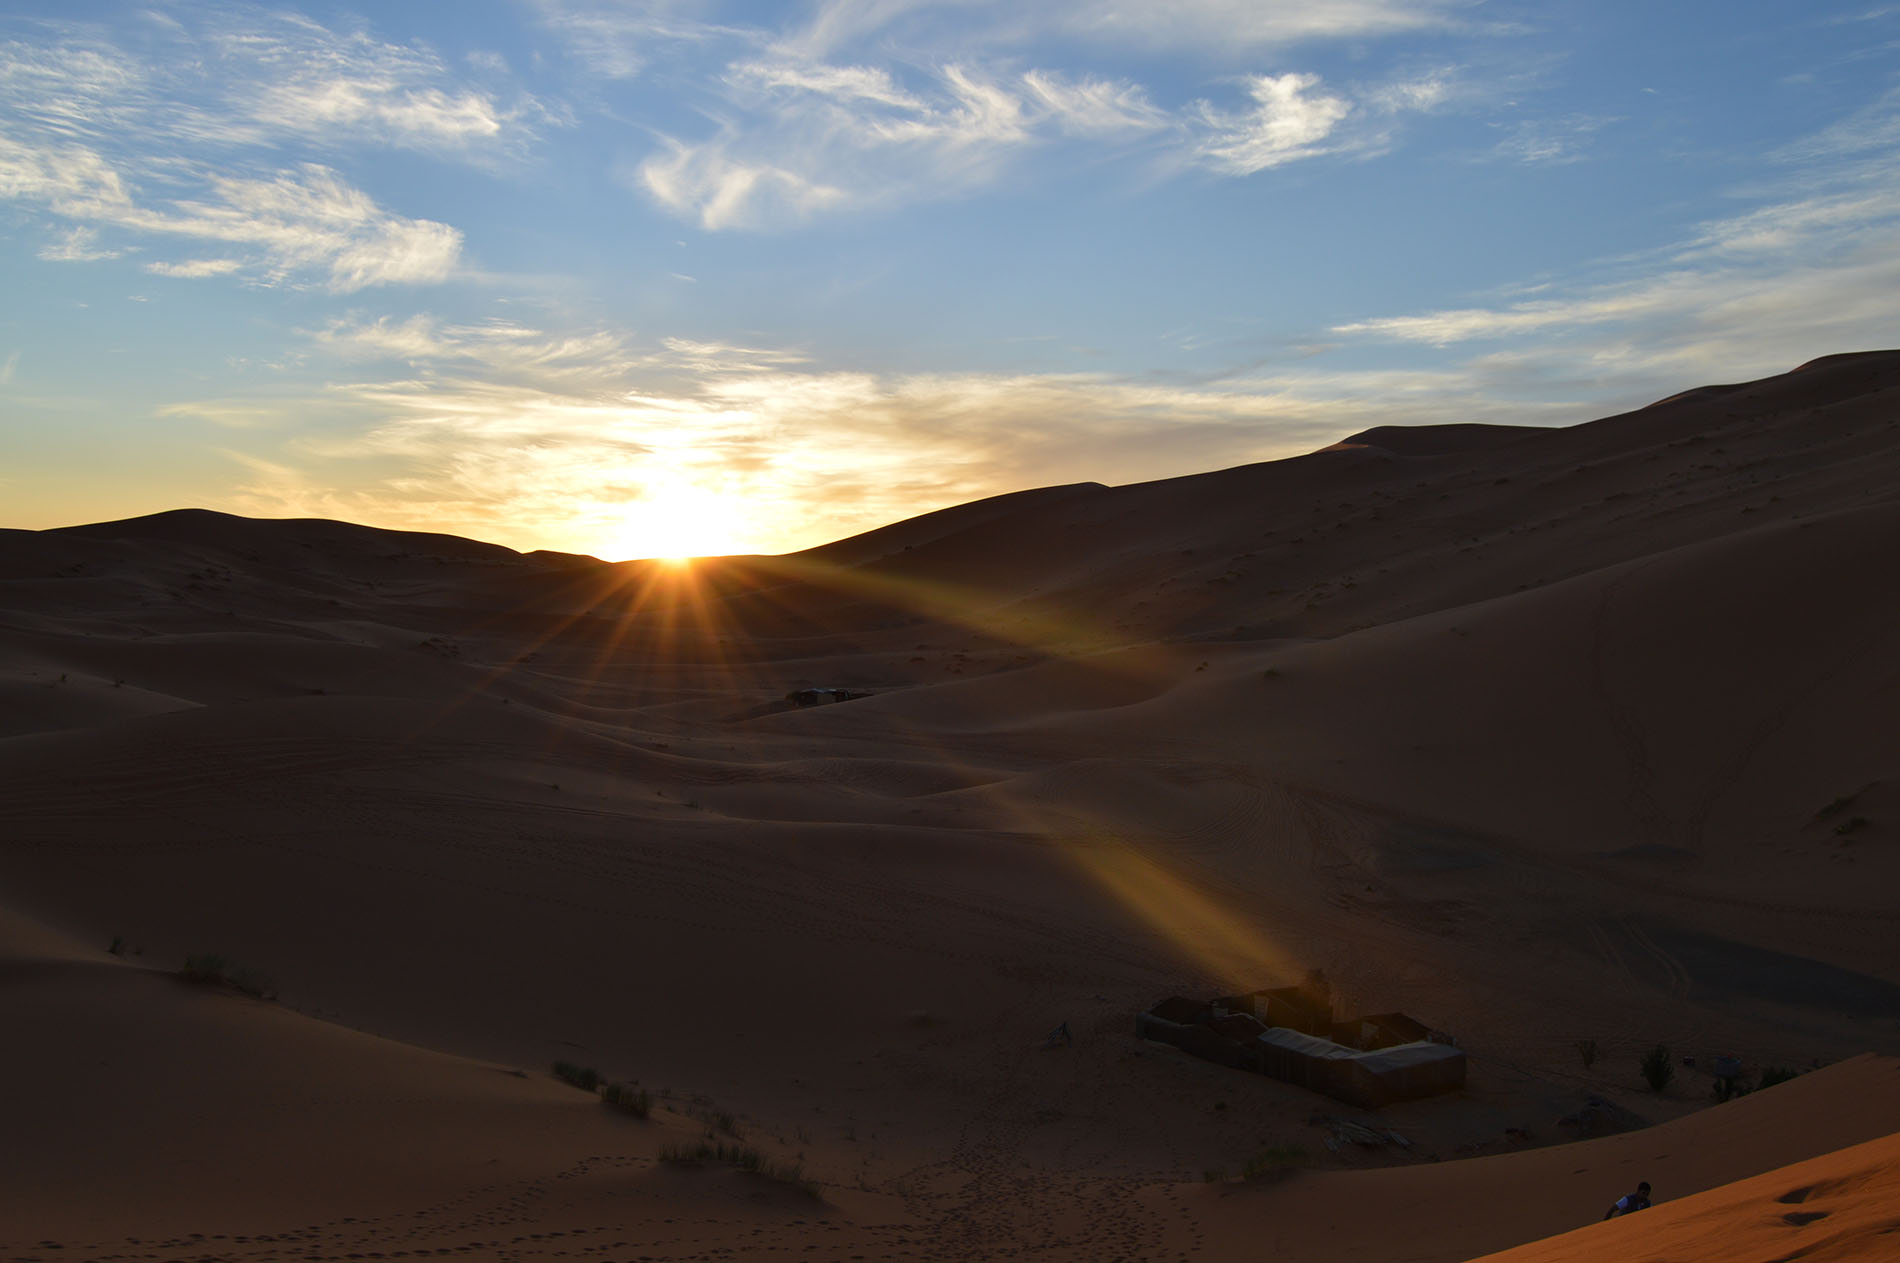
[179,953,275,999]
[225,965,275,998]
[1815,795,1855,820]
[1242,1145,1308,1180]
[1759,1066,1800,1089]
[1575,1038,1598,1069]
[660,1142,814,1194]
[662,1140,760,1169]
[600,1082,651,1117]
[1640,1044,1674,1092]
[180,952,229,983]
[686,1102,742,1137]
[552,1061,601,1092]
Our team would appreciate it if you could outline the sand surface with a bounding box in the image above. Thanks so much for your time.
[4,351,1900,1260]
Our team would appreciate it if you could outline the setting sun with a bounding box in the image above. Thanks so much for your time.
[600,482,752,563]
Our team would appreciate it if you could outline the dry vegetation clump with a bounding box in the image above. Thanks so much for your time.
[1641,1044,1675,1092]
[551,1061,601,1092]
[178,952,275,999]
[599,1081,651,1116]
[659,1141,815,1195]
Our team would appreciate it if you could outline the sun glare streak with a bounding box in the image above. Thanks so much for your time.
[1059,836,1295,989]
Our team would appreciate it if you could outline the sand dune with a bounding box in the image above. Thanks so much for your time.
[4,352,1900,1259]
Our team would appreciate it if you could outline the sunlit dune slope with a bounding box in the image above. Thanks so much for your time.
[1471,1123,1900,1263]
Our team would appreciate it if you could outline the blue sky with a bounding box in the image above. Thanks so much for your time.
[4,1,1900,559]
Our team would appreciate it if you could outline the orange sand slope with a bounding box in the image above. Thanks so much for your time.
[1472,1130,1900,1263]
[4,350,1900,1260]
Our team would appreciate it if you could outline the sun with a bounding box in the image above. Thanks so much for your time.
[600,483,751,563]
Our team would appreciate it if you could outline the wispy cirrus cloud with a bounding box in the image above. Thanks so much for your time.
[145,257,242,278]
[0,136,462,290]
[1191,73,1352,174]
[1485,113,1615,165]
[37,225,123,262]
[1329,95,1900,405]
[636,54,1438,228]
[770,0,1477,60]
[1060,0,1477,52]
[520,0,1483,230]
[0,11,542,159]
[0,8,528,284]
[525,0,745,80]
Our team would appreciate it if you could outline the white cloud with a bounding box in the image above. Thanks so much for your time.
[1336,173,1900,351]
[38,225,123,262]
[0,13,507,286]
[145,257,242,278]
[0,14,539,160]
[142,164,462,290]
[156,400,283,428]
[777,0,1473,60]
[1487,113,1613,165]
[1359,73,1455,116]
[1327,114,1900,408]
[642,54,1370,228]
[527,0,743,79]
[640,138,851,231]
[730,58,924,110]
[657,337,814,371]
[0,135,138,220]
[1062,0,1474,51]
[0,350,18,385]
[1192,73,1351,174]
[310,314,633,376]
[0,139,462,290]
[1019,69,1167,136]
[1774,82,1900,163]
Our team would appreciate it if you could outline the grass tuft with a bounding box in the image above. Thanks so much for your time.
[660,1142,816,1195]
[1640,1043,1674,1092]
[1241,1145,1309,1180]
[179,952,275,999]
[552,1061,601,1092]
[600,1081,651,1117]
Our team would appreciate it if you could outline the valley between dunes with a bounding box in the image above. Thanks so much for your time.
[4,351,1899,1261]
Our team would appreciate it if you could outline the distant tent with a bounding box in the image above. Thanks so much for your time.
[785,687,872,706]
[1138,987,1465,1108]
[1219,987,1332,1037]
[1333,1012,1433,1051]
[1331,1041,1466,1108]
[1256,1027,1357,1093]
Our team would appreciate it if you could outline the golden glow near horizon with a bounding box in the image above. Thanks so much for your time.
[599,481,755,563]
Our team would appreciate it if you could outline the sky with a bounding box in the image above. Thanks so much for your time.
[4,1,1900,560]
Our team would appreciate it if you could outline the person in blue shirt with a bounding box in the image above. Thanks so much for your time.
[1604,1182,1652,1219]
